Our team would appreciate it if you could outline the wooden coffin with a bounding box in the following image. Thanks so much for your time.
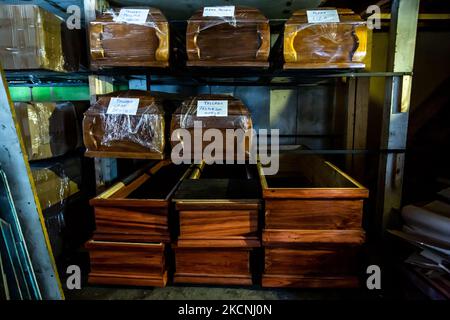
[259,153,368,287]
[186,7,270,67]
[86,240,167,287]
[170,95,253,161]
[284,8,368,69]
[83,90,166,159]
[89,7,169,68]
[90,160,192,243]
[172,163,261,285]
[174,163,261,244]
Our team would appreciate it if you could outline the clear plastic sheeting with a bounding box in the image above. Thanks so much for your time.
[14,102,86,161]
[186,6,270,64]
[30,157,82,211]
[89,7,169,68]
[0,4,80,71]
[284,8,368,69]
[170,94,253,160]
[83,90,166,158]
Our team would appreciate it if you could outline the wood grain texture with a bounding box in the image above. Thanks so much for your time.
[89,7,169,68]
[264,247,358,275]
[173,246,253,285]
[179,210,258,238]
[176,237,260,248]
[283,8,367,69]
[89,271,168,287]
[260,153,369,200]
[93,206,170,242]
[186,7,269,66]
[90,161,191,243]
[86,240,167,287]
[174,273,252,285]
[262,274,359,288]
[265,199,363,230]
[263,229,365,246]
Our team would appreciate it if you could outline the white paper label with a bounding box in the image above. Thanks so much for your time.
[197,100,228,117]
[203,6,235,17]
[114,9,149,25]
[107,98,140,115]
[306,10,340,23]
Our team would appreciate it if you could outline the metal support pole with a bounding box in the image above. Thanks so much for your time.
[0,67,63,299]
[377,0,420,234]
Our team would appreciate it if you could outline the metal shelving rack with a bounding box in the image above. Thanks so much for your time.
[0,0,420,299]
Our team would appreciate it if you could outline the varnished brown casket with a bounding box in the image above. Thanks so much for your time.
[284,8,368,69]
[186,7,270,67]
[82,90,166,159]
[89,160,192,243]
[172,163,261,285]
[259,152,369,288]
[86,160,193,287]
[89,7,169,68]
[170,95,253,161]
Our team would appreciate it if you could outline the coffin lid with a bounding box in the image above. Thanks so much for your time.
[188,6,268,23]
[85,90,164,115]
[288,7,365,24]
[174,94,251,116]
[92,7,168,24]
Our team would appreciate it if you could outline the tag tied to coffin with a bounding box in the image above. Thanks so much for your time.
[203,6,235,17]
[306,9,340,23]
[114,9,150,25]
[196,100,228,117]
[106,97,140,115]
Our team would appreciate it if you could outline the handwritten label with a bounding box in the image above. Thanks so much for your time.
[203,6,235,17]
[197,100,228,117]
[114,9,149,25]
[107,98,140,115]
[306,10,340,23]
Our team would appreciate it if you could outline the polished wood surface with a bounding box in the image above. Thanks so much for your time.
[172,164,260,285]
[262,229,365,246]
[173,245,253,285]
[265,199,363,229]
[89,161,191,243]
[284,8,367,69]
[89,7,169,68]
[264,247,358,275]
[92,206,170,242]
[186,7,269,67]
[262,274,359,288]
[86,240,167,287]
[259,154,367,288]
[170,95,253,160]
[82,91,166,159]
[179,210,258,238]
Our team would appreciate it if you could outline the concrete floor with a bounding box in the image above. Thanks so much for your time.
[65,285,375,300]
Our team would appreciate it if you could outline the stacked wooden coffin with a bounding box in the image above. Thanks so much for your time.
[284,8,368,69]
[86,160,192,287]
[172,163,261,285]
[82,90,167,159]
[186,6,270,67]
[259,153,368,288]
[89,7,169,68]
[170,94,253,161]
